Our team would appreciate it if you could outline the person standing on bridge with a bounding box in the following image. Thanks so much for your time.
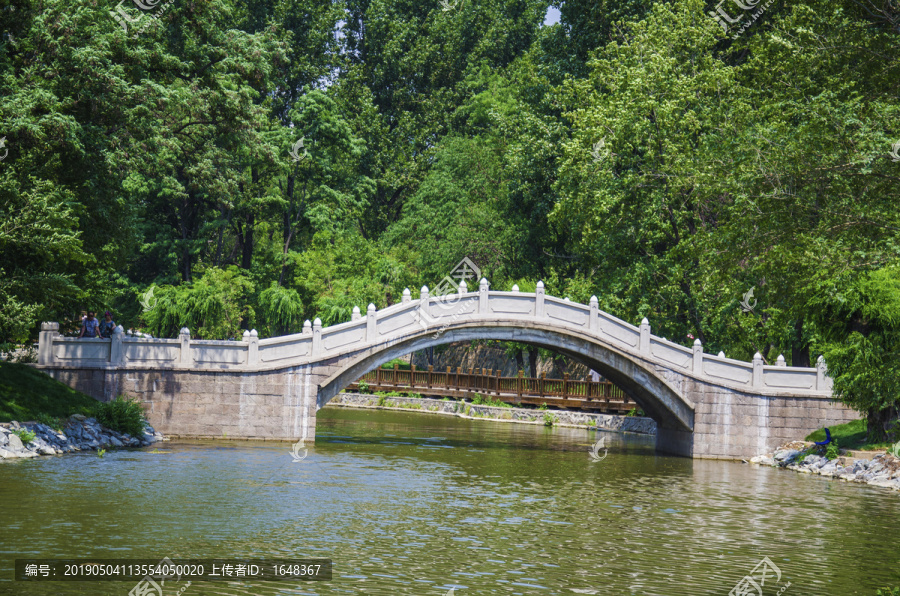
[99,311,117,339]
[78,311,101,338]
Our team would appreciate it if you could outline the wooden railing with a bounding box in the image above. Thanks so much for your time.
[347,365,636,413]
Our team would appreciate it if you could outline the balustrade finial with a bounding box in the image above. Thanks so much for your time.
[694,338,702,346]
[512,284,519,292]
[368,303,376,312]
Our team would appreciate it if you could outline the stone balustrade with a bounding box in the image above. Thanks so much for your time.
[37,279,832,397]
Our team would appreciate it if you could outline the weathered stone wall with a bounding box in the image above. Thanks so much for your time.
[329,392,658,434]
[41,366,317,442]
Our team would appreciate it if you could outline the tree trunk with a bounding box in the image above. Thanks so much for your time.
[514,348,524,374]
[867,407,898,443]
[791,318,810,368]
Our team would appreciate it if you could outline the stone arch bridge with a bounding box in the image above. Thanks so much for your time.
[36,280,856,459]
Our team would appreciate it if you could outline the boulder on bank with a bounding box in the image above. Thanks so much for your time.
[751,442,900,492]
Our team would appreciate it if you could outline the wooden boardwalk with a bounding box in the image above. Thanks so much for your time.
[348,365,636,413]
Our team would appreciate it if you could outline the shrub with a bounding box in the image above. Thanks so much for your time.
[826,439,840,461]
[358,381,370,393]
[543,412,556,427]
[93,396,147,437]
[889,441,900,458]
[376,395,386,407]
[12,427,36,444]
[876,588,899,596]
[35,412,63,431]
[538,403,548,411]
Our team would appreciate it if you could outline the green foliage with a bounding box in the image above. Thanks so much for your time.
[538,403,548,411]
[97,449,106,458]
[35,413,63,432]
[471,394,512,408]
[0,362,98,423]
[543,413,556,427]
[357,381,370,394]
[376,395,387,407]
[93,396,146,438]
[380,359,411,370]
[806,420,894,451]
[826,440,841,461]
[876,588,900,596]
[143,268,254,339]
[257,283,304,337]
[11,428,36,444]
[888,442,900,459]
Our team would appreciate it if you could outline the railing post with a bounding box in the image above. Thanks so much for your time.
[752,352,763,387]
[495,369,501,395]
[446,366,451,391]
[427,365,433,389]
[776,354,786,367]
[589,296,599,334]
[366,304,377,342]
[312,318,322,356]
[393,363,399,386]
[639,318,651,354]
[110,325,125,365]
[179,327,193,367]
[692,338,703,373]
[402,288,411,304]
[535,281,545,318]
[539,372,546,398]
[816,356,828,391]
[563,373,569,400]
[517,370,523,403]
[242,329,258,365]
[351,306,361,321]
[39,322,59,365]
[478,278,489,314]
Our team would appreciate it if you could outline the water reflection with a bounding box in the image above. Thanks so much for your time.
[0,407,897,595]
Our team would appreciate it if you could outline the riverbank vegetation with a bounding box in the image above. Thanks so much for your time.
[0,362,98,423]
[807,421,897,454]
[2,0,898,439]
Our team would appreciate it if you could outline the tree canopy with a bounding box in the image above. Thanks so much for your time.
[1,0,898,436]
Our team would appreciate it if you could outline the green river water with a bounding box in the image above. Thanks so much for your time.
[1,407,898,596]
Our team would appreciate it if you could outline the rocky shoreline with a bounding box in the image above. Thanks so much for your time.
[751,443,900,492]
[0,416,164,460]
[330,392,658,435]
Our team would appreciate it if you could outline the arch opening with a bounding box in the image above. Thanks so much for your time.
[317,322,694,434]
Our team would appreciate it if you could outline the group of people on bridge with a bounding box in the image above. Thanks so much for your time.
[78,310,117,339]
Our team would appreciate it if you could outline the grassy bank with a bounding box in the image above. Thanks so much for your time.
[0,362,98,423]
[805,419,895,452]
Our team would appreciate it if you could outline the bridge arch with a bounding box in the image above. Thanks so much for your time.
[317,320,695,434]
